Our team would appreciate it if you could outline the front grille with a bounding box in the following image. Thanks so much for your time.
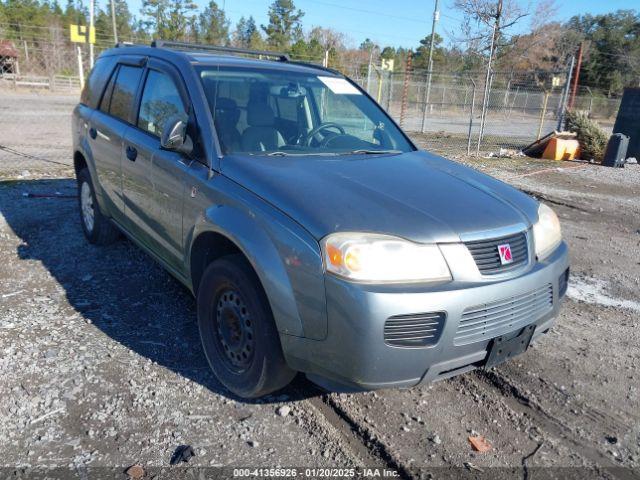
[384,312,445,348]
[454,284,553,346]
[465,232,529,275]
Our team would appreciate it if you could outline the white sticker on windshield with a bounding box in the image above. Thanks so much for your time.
[318,76,362,95]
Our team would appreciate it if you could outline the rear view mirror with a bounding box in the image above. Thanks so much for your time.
[160,116,193,156]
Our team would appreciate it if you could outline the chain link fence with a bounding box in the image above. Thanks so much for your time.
[0,24,622,156]
[356,69,621,156]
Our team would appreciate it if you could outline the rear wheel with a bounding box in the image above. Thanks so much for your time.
[77,168,119,245]
[197,254,296,398]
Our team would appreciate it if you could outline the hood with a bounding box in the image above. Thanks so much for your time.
[221,150,539,243]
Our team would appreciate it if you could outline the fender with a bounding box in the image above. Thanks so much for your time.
[188,202,328,340]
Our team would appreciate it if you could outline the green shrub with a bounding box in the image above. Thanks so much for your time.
[565,110,609,162]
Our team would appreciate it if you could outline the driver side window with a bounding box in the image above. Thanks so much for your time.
[138,70,187,137]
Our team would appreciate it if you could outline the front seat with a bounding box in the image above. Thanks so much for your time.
[241,102,286,152]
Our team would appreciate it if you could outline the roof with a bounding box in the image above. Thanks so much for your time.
[0,40,19,58]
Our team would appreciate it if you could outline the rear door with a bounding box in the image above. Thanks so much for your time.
[122,58,193,273]
[89,59,145,222]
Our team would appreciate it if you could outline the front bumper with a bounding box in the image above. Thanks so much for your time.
[281,241,569,392]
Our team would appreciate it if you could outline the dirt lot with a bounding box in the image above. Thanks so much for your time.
[1,90,639,478]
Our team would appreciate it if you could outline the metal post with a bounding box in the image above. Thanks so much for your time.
[467,79,476,156]
[420,66,431,132]
[386,71,392,112]
[110,0,119,44]
[537,92,549,140]
[365,47,374,94]
[77,45,85,90]
[556,55,575,131]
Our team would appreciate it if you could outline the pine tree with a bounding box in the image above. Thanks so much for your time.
[198,0,229,46]
[141,0,196,40]
[261,0,303,50]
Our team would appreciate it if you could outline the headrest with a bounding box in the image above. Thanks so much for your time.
[215,97,240,126]
[247,102,275,127]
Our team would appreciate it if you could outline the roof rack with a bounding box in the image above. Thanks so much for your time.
[151,40,290,62]
[115,41,144,48]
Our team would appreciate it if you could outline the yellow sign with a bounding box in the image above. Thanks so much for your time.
[70,24,95,44]
[381,58,394,72]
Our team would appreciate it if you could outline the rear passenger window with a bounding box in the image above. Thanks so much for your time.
[99,67,117,113]
[80,56,117,108]
[137,70,187,137]
[109,65,143,122]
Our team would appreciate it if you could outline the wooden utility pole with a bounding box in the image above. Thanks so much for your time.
[421,0,440,132]
[568,42,583,110]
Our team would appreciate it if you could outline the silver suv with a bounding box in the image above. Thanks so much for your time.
[72,41,569,398]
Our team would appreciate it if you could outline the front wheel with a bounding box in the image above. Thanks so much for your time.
[197,255,296,398]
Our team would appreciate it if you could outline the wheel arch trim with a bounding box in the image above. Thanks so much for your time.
[187,204,311,338]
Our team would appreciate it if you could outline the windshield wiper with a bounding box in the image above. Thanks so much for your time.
[254,151,341,157]
[347,149,402,155]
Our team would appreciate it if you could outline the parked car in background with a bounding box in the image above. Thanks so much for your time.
[72,41,569,398]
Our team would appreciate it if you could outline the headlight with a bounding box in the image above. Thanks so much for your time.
[533,203,562,260]
[321,233,452,283]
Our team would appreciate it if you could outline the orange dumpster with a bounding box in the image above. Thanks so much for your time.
[542,136,581,160]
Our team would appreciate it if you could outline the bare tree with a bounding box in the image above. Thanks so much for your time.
[454,0,530,59]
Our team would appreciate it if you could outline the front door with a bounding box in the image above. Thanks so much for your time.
[122,60,192,274]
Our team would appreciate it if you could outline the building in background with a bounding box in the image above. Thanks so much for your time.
[0,40,19,76]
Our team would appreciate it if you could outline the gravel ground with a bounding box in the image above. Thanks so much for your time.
[1,90,639,478]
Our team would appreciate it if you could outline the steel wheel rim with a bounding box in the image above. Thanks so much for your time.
[214,288,255,371]
[80,181,94,233]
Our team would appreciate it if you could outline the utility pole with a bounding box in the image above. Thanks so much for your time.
[88,0,95,68]
[110,0,118,44]
[421,0,440,132]
[568,42,583,110]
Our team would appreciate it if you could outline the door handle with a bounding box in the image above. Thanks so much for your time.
[89,127,97,139]
[126,145,138,161]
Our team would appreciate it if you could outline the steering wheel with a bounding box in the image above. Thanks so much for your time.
[302,122,346,146]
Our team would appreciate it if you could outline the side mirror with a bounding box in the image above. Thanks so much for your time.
[160,116,193,156]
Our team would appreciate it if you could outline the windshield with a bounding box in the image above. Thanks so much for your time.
[197,65,414,156]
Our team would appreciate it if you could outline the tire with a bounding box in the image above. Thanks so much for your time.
[197,254,296,398]
[77,167,119,245]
